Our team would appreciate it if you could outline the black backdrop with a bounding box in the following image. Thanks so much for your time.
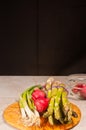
[0,0,86,75]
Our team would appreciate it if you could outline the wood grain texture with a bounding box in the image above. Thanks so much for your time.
[3,102,81,130]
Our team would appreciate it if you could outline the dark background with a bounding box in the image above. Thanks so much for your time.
[0,0,86,75]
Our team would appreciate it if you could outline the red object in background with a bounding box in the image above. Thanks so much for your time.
[72,83,86,99]
[72,84,83,94]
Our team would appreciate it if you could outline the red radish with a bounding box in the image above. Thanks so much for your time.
[32,89,49,112]
[32,89,46,100]
[34,97,49,112]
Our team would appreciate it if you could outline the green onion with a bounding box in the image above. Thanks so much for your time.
[19,85,41,126]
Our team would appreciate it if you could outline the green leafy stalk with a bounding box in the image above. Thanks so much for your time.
[27,91,34,110]
[19,85,41,126]
[19,97,26,118]
[20,96,34,118]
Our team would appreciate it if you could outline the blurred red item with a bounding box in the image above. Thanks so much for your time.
[72,83,86,99]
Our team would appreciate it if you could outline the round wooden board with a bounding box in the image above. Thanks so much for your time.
[3,102,81,130]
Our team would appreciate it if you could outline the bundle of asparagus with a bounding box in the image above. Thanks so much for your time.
[43,78,72,125]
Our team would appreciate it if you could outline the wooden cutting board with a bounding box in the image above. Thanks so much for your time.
[3,102,81,130]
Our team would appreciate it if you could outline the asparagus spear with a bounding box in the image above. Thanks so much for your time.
[61,91,72,122]
[45,77,55,98]
[51,87,58,97]
[46,82,52,98]
[48,115,54,125]
[51,80,64,97]
[46,77,54,84]
[43,87,64,124]
[47,86,52,98]
[19,97,26,118]
[48,97,55,115]
[43,97,55,118]
[43,97,55,125]
[54,87,64,123]
[48,84,63,116]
